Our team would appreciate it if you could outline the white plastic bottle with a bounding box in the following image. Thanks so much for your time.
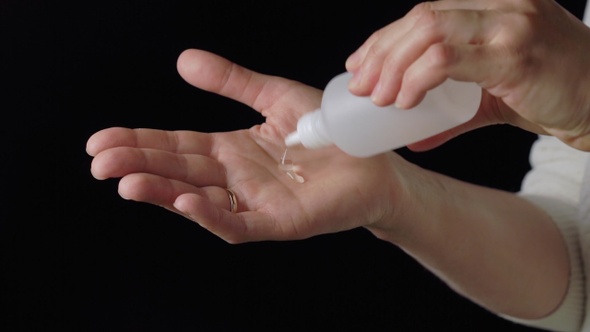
[284,72,481,158]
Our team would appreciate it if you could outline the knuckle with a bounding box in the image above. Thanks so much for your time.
[424,43,456,70]
[411,6,446,40]
[410,2,440,27]
[408,2,435,17]
[365,38,386,59]
[511,0,536,12]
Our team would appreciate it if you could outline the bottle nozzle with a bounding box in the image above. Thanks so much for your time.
[284,110,331,149]
[284,131,301,147]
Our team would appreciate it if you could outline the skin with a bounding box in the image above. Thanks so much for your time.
[87,48,569,320]
[346,0,590,151]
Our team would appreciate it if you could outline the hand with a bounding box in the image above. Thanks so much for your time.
[86,50,571,319]
[345,0,590,151]
[86,49,408,243]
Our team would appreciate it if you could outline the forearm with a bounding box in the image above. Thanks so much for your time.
[367,165,570,319]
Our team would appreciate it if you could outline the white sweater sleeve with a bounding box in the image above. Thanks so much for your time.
[585,1,590,26]
[500,135,588,332]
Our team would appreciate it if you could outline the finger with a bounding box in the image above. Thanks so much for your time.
[174,192,294,244]
[91,146,226,187]
[346,24,406,97]
[377,9,495,106]
[176,49,291,114]
[345,19,408,75]
[348,3,492,100]
[86,127,214,156]
[396,42,506,109]
[427,0,493,11]
[346,7,424,94]
[345,0,487,73]
[118,173,236,213]
[174,193,247,244]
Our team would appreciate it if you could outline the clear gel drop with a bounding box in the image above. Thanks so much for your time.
[278,148,305,183]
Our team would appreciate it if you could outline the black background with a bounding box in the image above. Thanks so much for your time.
[2,1,587,331]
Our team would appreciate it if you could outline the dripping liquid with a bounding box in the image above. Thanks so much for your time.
[279,148,305,183]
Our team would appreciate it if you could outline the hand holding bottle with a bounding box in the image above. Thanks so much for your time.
[345,0,590,151]
[285,72,480,157]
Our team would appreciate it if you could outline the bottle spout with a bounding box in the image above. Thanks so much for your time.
[284,131,301,147]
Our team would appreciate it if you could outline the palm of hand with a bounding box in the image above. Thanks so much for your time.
[87,49,402,243]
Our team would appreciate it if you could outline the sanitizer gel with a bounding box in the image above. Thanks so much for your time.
[284,72,481,158]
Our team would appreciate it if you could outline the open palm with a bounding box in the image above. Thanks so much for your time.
[86,49,407,243]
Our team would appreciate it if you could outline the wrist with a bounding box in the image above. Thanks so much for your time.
[364,155,443,246]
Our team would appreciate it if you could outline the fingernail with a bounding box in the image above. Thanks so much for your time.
[394,91,406,109]
[348,71,361,89]
[371,81,383,104]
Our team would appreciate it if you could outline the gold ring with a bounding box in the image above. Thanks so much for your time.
[226,189,238,213]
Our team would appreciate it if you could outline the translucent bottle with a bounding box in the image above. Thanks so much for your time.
[284,72,481,158]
